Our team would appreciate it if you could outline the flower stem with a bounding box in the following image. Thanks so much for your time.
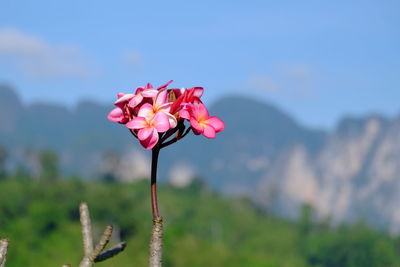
[149,147,163,267]
[149,217,163,267]
[151,148,160,219]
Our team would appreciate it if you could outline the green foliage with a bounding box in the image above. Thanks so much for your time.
[0,176,399,266]
[38,150,59,182]
[0,145,7,179]
[304,223,400,267]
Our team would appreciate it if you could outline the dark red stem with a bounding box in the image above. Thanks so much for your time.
[160,126,192,149]
[151,147,160,219]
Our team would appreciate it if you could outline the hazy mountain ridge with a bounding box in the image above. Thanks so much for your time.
[1,85,400,233]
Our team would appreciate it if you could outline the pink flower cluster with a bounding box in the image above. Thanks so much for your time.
[108,80,225,149]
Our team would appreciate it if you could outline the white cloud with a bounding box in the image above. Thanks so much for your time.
[0,27,93,79]
[279,63,314,91]
[249,63,315,99]
[122,50,142,66]
[249,75,281,93]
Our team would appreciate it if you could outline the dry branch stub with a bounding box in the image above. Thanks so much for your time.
[78,202,126,267]
[0,238,9,267]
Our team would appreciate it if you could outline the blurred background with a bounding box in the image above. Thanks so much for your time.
[1,1,400,266]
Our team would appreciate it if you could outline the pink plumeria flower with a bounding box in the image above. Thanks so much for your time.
[139,90,177,128]
[178,98,202,121]
[126,111,171,149]
[107,93,131,123]
[107,107,127,123]
[187,102,225,139]
[156,80,174,90]
[108,80,225,148]
[127,84,158,108]
[114,92,135,107]
[127,80,174,109]
[169,87,204,115]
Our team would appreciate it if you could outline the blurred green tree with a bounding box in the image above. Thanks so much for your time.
[304,223,400,267]
[11,164,31,180]
[38,150,59,182]
[0,145,7,180]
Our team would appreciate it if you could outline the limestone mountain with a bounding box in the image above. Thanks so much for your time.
[1,84,400,233]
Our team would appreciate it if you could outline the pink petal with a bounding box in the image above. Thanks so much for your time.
[138,103,154,118]
[207,116,225,133]
[141,89,158,98]
[153,112,171,132]
[135,86,145,94]
[203,124,216,139]
[159,102,172,112]
[157,80,173,90]
[107,108,124,122]
[192,98,202,105]
[154,90,168,106]
[192,87,204,98]
[179,109,190,120]
[139,128,159,149]
[138,127,154,141]
[162,111,178,128]
[192,102,209,119]
[115,93,134,104]
[171,88,184,98]
[190,117,203,135]
[128,94,144,108]
[169,117,177,128]
[126,117,147,129]
[169,94,184,114]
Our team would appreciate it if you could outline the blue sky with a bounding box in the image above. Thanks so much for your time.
[0,0,399,129]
